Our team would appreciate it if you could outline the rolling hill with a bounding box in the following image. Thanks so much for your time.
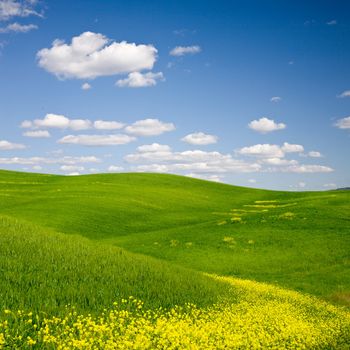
[0,169,349,348]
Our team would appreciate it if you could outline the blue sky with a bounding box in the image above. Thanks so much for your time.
[0,0,349,190]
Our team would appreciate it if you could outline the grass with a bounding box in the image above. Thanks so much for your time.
[0,169,349,348]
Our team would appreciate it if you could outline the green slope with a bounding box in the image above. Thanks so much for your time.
[0,170,349,305]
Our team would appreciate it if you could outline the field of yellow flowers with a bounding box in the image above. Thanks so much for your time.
[1,276,349,349]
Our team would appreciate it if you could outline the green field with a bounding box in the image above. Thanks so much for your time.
[0,169,349,348]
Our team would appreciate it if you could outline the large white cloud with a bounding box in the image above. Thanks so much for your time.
[248,117,286,133]
[0,140,26,150]
[116,71,164,88]
[58,134,135,146]
[181,132,218,145]
[169,45,201,56]
[125,118,175,136]
[37,32,158,79]
[334,116,350,129]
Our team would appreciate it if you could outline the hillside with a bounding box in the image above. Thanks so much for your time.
[0,170,349,304]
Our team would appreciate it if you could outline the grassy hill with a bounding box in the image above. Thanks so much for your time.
[0,169,349,348]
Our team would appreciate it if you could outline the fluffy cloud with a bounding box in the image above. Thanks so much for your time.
[0,140,25,150]
[81,82,91,90]
[169,45,201,56]
[22,113,92,130]
[186,173,223,182]
[281,142,304,153]
[334,116,350,129]
[237,144,285,158]
[282,165,333,173]
[108,165,124,172]
[116,71,164,88]
[126,145,261,174]
[58,134,135,146]
[181,132,218,145]
[270,96,281,102]
[0,155,100,165]
[248,117,286,133]
[0,22,37,33]
[0,0,42,20]
[93,120,124,130]
[338,90,350,98]
[60,165,84,172]
[259,158,298,166]
[323,183,337,188]
[37,32,158,79]
[308,151,322,158]
[23,130,50,138]
[125,118,175,136]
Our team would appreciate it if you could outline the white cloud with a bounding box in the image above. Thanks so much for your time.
[126,146,261,174]
[116,71,164,88]
[125,118,175,136]
[298,182,306,188]
[270,96,281,103]
[282,165,334,173]
[186,173,223,182]
[181,132,218,145]
[32,165,42,171]
[23,113,92,130]
[107,165,124,172]
[260,158,298,166]
[60,165,84,172]
[323,183,337,189]
[248,179,256,183]
[23,130,50,138]
[0,140,26,150]
[281,142,304,153]
[37,32,158,79]
[169,45,201,56]
[237,144,285,158]
[308,151,322,158]
[67,172,80,176]
[334,116,350,129]
[93,120,124,130]
[0,0,42,20]
[0,155,101,165]
[0,22,37,33]
[248,117,286,133]
[58,134,135,146]
[337,90,350,98]
[327,20,337,25]
[81,82,91,90]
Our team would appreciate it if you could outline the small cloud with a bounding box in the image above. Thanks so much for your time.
[81,82,91,90]
[0,139,26,150]
[58,134,135,146]
[23,130,51,138]
[60,165,84,172]
[248,179,256,184]
[281,142,304,153]
[288,60,294,65]
[169,45,201,56]
[326,20,337,25]
[93,120,124,130]
[107,165,124,172]
[116,71,164,88]
[334,116,350,129]
[26,113,92,130]
[0,0,43,20]
[248,117,286,134]
[181,132,218,145]
[337,90,350,98]
[270,96,282,103]
[283,165,333,173]
[0,22,38,33]
[125,118,175,136]
[308,151,322,158]
[186,173,223,182]
[323,183,337,189]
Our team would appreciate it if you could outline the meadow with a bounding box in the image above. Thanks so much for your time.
[0,169,349,348]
